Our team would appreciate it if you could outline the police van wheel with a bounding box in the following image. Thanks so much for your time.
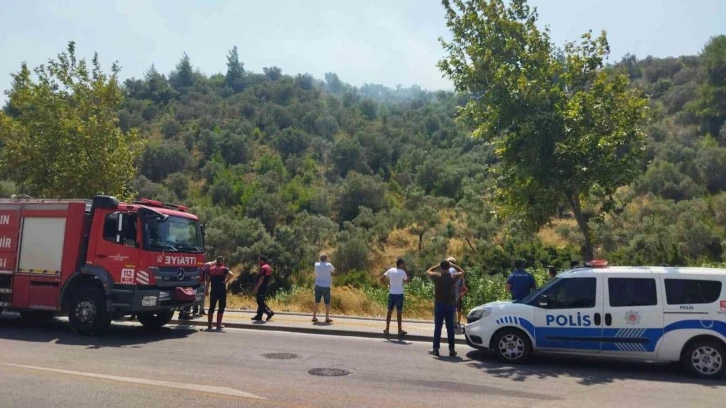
[68,287,110,336]
[137,311,174,330]
[682,339,725,379]
[492,328,532,363]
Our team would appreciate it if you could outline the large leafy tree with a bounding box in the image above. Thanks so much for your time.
[439,0,648,259]
[0,42,142,199]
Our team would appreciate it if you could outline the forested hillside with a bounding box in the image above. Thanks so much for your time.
[114,35,726,286]
[2,35,726,309]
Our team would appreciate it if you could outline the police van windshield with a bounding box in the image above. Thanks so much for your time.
[520,277,560,304]
[142,215,203,253]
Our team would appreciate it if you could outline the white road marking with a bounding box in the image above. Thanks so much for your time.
[2,363,265,400]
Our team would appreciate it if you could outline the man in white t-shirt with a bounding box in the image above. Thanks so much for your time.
[312,254,335,323]
[381,258,409,337]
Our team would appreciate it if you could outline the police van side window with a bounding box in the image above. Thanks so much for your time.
[542,278,597,309]
[664,279,722,305]
[608,278,657,307]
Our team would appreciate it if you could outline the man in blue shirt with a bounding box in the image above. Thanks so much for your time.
[506,260,536,301]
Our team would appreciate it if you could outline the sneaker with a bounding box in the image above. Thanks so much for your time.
[266,312,275,321]
[429,349,440,357]
[449,349,457,357]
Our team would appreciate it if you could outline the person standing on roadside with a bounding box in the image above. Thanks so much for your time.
[312,254,335,323]
[446,257,468,329]
[505,260,537,302]
[207,256,233,331]
[252,256,275,322]
[382,258,409,337]
[194,260,214,316]
[427,260,464,357]
[547,265,558,280]
[435,256,466,329]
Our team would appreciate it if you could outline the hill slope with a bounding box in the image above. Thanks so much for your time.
[114,40,726,291]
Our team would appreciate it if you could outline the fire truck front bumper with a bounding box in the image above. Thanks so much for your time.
[109,285,205,312]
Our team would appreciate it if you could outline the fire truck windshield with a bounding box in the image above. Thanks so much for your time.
[142,215,203,253]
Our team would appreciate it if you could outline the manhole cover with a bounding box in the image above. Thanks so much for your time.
[263,353,299,360]
[307,368,352,377]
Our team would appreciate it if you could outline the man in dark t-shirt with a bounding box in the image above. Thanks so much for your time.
[427,260,465,357]
[252,256,275,322]
[207,256,232,331]
[506,260,536,301]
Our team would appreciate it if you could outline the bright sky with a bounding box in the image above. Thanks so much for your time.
[1,0,724,99]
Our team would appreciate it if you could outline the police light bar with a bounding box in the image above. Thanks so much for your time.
[585,259,608,268]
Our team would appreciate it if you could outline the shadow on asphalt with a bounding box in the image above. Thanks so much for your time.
[435,355,465,363]
[383,339,413,346]
[0,314,196,349]
[465,350,726,387]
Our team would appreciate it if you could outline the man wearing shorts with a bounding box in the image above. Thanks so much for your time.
[382,258,408,337]
[312,254,335,323]
[207,257,232,331]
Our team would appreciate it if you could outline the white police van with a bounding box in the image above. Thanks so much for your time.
[464,261,726,378]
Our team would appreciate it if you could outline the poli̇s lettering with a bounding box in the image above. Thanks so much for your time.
[546,313,592,327]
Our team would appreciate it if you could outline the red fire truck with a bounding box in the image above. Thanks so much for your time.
[0,195,206,334]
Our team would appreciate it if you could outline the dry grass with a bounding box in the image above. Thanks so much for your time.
[225,286,435,319]
[446,238,466,260]
[537,219,578,248]
[369,228,418,273]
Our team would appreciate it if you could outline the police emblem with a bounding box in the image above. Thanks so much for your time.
[624,310,641,326]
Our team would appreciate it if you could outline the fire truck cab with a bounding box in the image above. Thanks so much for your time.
[0,195,206,335]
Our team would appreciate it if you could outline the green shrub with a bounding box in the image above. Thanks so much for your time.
[333,238,369,273]
[334,269,377,288]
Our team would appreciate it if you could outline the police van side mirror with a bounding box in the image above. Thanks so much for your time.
[538,295,550,308]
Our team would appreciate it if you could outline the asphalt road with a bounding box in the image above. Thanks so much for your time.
[0,318,724,408]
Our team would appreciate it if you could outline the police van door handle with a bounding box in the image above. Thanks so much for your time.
[605,313,612,326]
[594,313,602,326]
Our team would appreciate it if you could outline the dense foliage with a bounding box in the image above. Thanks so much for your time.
[0,42,141,199]
[440,0,649,260]
[1,12,725,301]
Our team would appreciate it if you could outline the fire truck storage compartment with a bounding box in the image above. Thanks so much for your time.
[19,217,67,274]
[18,217,66,309]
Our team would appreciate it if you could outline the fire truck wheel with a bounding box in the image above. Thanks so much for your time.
[137,311,174,330]
[69,287,110,335]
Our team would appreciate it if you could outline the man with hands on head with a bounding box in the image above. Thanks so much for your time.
[426,260,465,357]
